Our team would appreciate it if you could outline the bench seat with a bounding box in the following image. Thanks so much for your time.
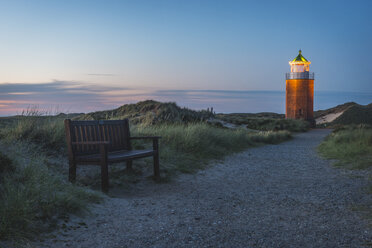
[76,149,155,163]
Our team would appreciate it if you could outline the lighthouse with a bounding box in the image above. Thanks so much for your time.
[285,50,314,125]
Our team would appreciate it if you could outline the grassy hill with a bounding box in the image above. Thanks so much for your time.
[315,102,372,126]
[75,100,214,125]
[331,103,372,125]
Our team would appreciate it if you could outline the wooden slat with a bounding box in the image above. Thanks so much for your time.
[114,125,120,149]
[88,125,93,151]
[114,125,119,147]
[79,126,86,152]
[94,125,100,152]
[100,124,106,142]
[70,120,99,126]
[84,125,90,151]
[73,126,80,153]
[64,119,74,162]
[108,124,114,150]
[119,124,125,147]
[119,124,124,147]
[124,120,131,150]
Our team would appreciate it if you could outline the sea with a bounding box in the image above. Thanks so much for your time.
[0,89,371,116]
[153,90,372,114]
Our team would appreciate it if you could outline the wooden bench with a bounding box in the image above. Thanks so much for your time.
[64,119,160,192]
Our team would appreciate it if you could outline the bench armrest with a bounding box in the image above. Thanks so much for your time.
[130,136,161,140]
[72,141,111,145]
[130,136,160,152]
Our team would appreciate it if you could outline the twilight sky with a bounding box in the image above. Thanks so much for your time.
[0,0,371,115]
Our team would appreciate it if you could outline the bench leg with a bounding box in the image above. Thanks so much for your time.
[100,144,109,193]
[101,162,109,193]
[153,139,160,181]
[153,152,160,181]
[126,160,133,171]
[69,160,76,183]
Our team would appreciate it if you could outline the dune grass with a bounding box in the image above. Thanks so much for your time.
[0,114,101,242]
[318,125,372,169]
[0,148,103,241]
[0,116,66,151]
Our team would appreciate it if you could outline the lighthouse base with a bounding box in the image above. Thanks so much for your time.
[285,79,314,123]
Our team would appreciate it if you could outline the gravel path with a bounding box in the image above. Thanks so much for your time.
[36,129,372,247]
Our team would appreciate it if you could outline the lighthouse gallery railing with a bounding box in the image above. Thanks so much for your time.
[286,72,314,80]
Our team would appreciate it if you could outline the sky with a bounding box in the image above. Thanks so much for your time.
[0,0,371,115]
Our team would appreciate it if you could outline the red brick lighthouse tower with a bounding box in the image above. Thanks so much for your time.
[285,50,315,125]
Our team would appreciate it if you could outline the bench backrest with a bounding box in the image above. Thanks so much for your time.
[64,119,131,156]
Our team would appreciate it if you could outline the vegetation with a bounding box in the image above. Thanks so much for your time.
[0,147,102,241]
[0,107,76,152]
[133,123,291,174]
[1,116,65,151]
[216,113,309,132]
[76,100,214,125]
[318,125,372,169]
[0,101,295,242]
[217,112,285,119]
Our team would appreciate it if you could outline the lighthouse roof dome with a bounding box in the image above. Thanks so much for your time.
[292,49,308,62]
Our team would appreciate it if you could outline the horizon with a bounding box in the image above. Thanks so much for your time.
[1,0,372,115]
[1,88,371,117]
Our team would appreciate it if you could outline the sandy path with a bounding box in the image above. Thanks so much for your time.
[315,111,344,125]
[35,129,372,247]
